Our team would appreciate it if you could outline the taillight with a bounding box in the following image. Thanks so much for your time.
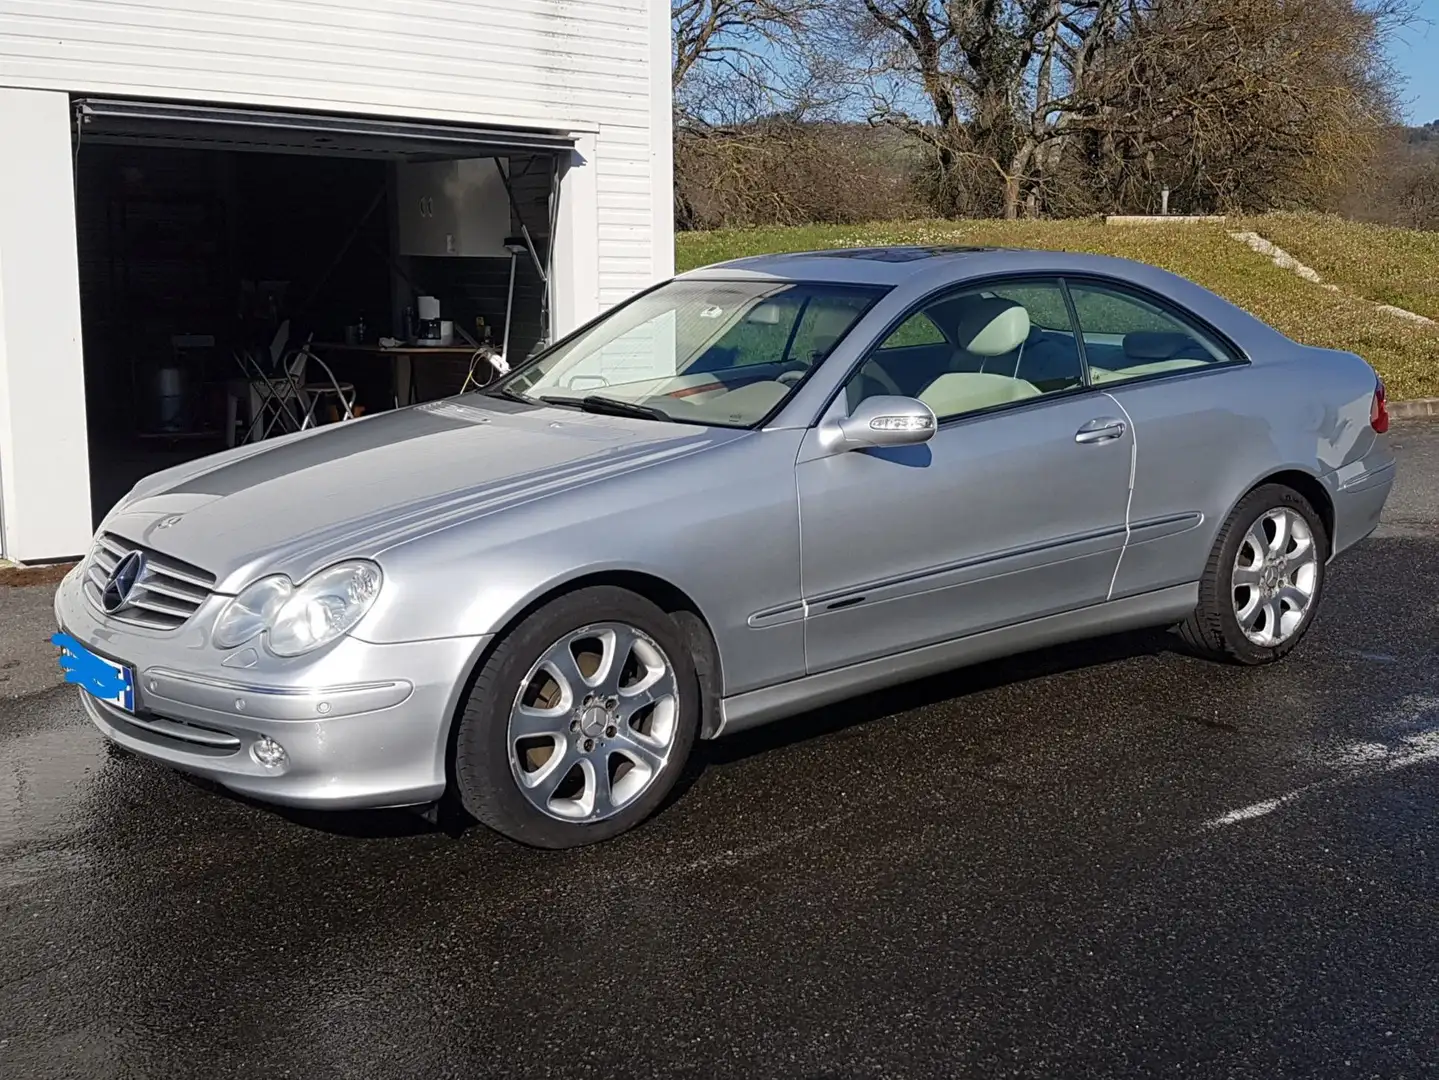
[1370,378,1390,434]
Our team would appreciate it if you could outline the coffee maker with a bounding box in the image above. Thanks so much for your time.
[416,295,443,346]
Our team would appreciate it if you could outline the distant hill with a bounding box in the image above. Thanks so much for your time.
[1403,122,1439,147]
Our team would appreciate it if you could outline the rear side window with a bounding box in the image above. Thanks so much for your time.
[1066,281,1233,386]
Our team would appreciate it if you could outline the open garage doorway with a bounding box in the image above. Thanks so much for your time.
[70,99,566,526]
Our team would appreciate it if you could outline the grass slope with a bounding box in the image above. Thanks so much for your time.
[676,216,1439,400]
[1235,212,1439,323]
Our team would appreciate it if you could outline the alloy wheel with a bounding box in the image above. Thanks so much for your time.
[506,622,680,822]
[1231,507,1320,647]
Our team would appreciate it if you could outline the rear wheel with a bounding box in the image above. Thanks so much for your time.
[452,586,699,848]
[1177,484,1328,665]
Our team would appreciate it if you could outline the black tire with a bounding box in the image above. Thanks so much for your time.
[1177,483,1329,665]
[452,586,700,849]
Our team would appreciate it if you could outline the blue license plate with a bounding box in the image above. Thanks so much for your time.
[53,631,135,713]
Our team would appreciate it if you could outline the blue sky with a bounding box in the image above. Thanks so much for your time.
[1391,0,1439,123]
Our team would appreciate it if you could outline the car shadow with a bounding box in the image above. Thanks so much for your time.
[173,772,438,838]
[180,626,1186,842]
[685,625,1185,771]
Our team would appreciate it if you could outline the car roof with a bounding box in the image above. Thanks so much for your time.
[675,243,1296,358]
[677,245,1170,289]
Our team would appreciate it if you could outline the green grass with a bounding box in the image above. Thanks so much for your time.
[1235,212,1439,323]
[676,216,1439,400]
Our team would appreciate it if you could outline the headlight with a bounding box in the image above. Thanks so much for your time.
[269,562,383,656]
[212,561,382,656]
[213,575,293,648]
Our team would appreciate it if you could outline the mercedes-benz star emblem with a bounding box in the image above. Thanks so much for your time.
[102,551,146,613]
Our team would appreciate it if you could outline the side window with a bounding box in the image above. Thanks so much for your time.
[701,291,875,370]
[879,312,946,349]
[846,278,1084,420]
[1067,281,1233,385]
[702,292,807,369]
[787,293,880,366]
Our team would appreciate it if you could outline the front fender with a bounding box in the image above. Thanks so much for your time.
[353,429,809,697]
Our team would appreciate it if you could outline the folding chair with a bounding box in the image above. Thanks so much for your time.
[233,332,355,443]
[295,344,358,427]
[231,321,299,443]
[234,348,304,443]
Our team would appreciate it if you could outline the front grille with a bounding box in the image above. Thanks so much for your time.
[82,532,216,630]
[85,695,241,757]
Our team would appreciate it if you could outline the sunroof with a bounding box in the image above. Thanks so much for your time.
[786,246,1000,263]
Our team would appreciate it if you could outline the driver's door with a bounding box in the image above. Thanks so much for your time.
[796,278,1135,674]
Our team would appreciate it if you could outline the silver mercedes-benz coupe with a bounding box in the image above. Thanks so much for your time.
[55,246,1396,847]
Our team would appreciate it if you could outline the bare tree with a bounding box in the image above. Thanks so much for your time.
[828,1,1125,217]
[827,0,1415,218]
[672,1,824,114]
[672,0,838,227]
[1070,0,1415,213]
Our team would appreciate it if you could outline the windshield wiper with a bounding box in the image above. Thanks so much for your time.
[538,394,674,422]
[483,385,534,405]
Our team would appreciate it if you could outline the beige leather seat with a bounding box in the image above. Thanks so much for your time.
[918,371,1041,415]
[945,296,1032,361]
[917,297,1038,417]
[802,304,863,363]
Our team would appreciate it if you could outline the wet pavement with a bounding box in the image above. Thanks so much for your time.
[3,424,1437,1079]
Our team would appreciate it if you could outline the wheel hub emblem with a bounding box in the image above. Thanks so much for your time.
[101,550,146,613]
[578,704,609,738]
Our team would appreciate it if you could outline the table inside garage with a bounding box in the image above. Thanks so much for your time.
[311,343,483,409]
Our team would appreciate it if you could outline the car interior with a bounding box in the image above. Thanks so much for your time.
[848,292,1222,417]
[591,291,880,425]
[533,282,1225,428]
[1081,330,1221,384]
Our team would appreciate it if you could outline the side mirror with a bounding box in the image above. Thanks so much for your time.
[819,395,937,454]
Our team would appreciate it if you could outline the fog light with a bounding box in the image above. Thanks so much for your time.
[251,736,288,769]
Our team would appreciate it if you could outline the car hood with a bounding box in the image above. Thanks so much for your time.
[104,396,744,591]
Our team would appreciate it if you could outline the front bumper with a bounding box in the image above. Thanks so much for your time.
[55,567,489,810]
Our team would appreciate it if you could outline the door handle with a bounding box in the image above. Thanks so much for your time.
[1075,417,1127,444]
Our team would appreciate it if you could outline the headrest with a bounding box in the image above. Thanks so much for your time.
[1123,331,1199,361]
[805,305,859,355]
[951,297,1031,357]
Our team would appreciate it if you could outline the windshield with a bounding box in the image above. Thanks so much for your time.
[493,279,887,427]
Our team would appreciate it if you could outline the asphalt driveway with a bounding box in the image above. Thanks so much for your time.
[2,424,1436,1079]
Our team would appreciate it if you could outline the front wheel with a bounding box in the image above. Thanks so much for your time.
[452,586,700,848]
[1177,483,1329,665]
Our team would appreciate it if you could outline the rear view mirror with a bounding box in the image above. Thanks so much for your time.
[819,395,937,454]
[744,302,785,325]
[566,374,610,391]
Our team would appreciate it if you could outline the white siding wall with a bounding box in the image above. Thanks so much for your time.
[0,89,92,561]
[0,0,674,303]
[0,0,673,559]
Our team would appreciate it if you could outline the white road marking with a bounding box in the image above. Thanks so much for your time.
[1208,797,1289,827]
[1202,695,1439,831]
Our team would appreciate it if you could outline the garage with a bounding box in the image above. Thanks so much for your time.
[0,0,673,563]
[71,98,568,520]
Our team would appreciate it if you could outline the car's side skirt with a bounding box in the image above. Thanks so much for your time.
[712,583,1200,738]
